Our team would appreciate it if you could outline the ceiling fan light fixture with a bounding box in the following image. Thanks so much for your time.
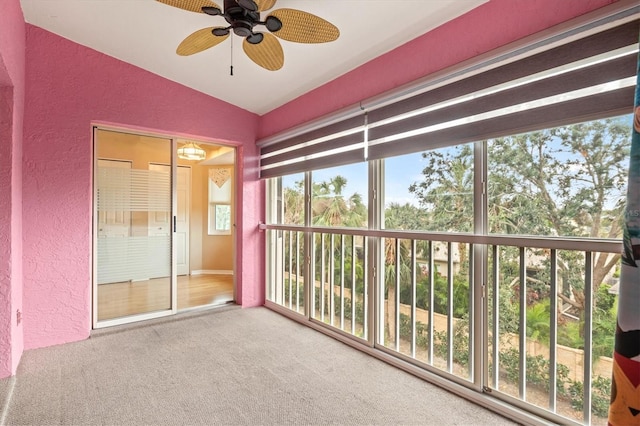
[246,32,264,44]
[212,27,230,36]
[236,0,258,12]
[202,6,222,15]
[177,142,207,161]
[264,15,282,32]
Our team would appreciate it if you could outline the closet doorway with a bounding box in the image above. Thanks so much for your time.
[93,128,235,328]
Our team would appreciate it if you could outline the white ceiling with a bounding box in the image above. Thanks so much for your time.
[20,0,487,115]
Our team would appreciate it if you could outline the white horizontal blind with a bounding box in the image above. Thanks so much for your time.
[96,166,171,284]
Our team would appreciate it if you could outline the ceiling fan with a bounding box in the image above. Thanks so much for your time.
[157,0,340,71]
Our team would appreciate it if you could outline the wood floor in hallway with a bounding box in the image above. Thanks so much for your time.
[97,274,234,321]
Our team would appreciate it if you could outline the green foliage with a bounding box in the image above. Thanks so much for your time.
[385,202,429,230]
[557,319,584,350]
[487,120,629,238]
[335,293,365,324]
[397,312,613,419]
[500,347,571,396]
[434,318,471,367]
[567,375,611,418]
[408,144,474,233]
[553,302,617,361]
[311,175,367,227]
[596,284,616,312]
[409,118,629,316]
[396,270,470,318]
[283,180,305,225]
[497,285,520,335]
[409,119,630,240]
[500,345,611,419]
[282,175,367,227]
[526,300,551,342]
[436,273,470,317]
[288,278,366,328]
[283,279,305,308]
[591,303,617,359]
[397,313,470,367]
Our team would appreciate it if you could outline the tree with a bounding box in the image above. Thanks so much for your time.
[383,203,421,343]
[282,176,368,320]
[283,179,305,225]
[409,117,630,319]
[408,144,474,233]
[384,202,428,231]
[312,175,366,227]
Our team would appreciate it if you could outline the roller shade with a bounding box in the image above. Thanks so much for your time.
[259,114,366,178]
[367,19,639,160]
[259,10,639,179]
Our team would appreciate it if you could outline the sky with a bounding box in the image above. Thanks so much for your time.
[318,154,427,206]
[284,151,431,208]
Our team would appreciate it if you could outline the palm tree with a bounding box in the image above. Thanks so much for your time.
[310,176,367,321]
[283,179,305,225]
[383,206,416,344]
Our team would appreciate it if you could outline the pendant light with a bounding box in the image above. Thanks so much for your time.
[177,142,206,161]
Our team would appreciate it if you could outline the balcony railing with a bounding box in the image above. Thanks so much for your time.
[264,224,621,426]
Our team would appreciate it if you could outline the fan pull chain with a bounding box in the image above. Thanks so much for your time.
[230,35,234,76]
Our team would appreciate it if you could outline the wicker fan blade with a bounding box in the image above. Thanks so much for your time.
[242,33,284,71]
[269,9,339,43]
[177,27,229,56]
[255,0,276,12]
[156,0,221,13]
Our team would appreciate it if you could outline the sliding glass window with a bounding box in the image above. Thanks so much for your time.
[266,173,306,315]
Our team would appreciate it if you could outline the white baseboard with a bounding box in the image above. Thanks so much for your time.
[191,269,234,276]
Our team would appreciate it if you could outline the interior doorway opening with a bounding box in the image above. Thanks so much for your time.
[93,128,236,327]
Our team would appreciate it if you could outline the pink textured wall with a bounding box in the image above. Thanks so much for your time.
[258,0,618,139]
[0,0,25,378]
[22,25,261,350]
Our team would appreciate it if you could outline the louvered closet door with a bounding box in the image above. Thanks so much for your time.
[94,129,173,323]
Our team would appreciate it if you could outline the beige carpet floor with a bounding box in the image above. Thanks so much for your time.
[0,306,520,425]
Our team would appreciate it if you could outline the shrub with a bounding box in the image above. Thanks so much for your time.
[567,375,611,418]
[499,347,571,396]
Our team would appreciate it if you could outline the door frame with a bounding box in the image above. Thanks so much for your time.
[91,125,239,328]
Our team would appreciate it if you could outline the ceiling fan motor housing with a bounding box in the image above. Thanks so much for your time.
[232,20,254,37]
[222,0,262,38]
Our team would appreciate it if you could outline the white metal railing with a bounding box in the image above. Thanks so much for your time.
[263,223,621,426]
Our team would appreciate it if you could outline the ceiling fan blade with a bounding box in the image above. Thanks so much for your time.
[242,33,284,71]
[255,0,276,12]
[268,9,339,43]
[156,0,221,14]
[176,27,229,56]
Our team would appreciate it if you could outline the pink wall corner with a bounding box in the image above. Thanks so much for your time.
[0,85,14,379]
[257,0,618,139]
[0,0,25,378]
[234,143,265,308]
[22,25,261,350]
